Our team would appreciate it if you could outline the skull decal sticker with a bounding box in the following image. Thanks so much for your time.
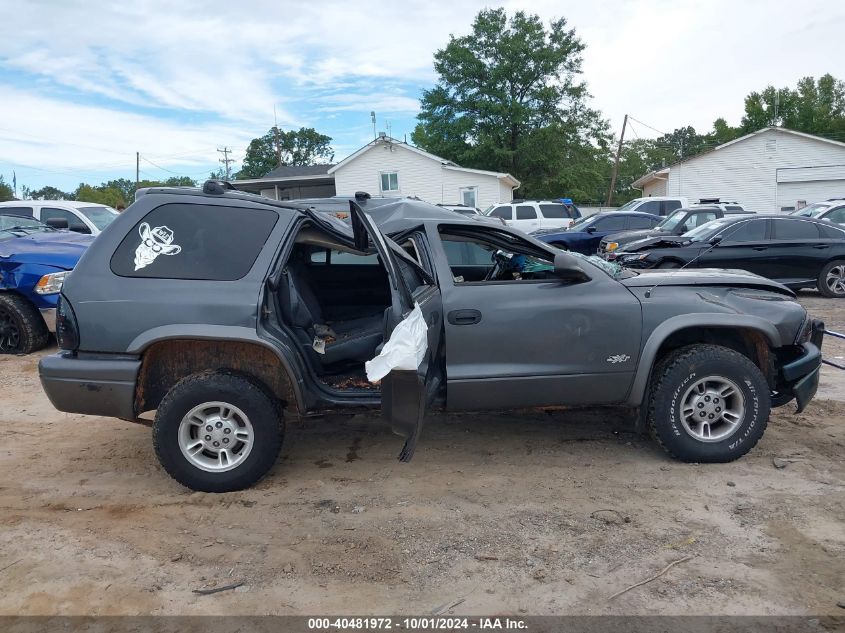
[134,222,182,271]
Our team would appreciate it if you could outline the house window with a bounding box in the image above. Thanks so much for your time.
[460,186,478,208]
[380,171,399,192]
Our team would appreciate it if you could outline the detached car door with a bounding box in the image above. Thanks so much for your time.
[348,202,444,462]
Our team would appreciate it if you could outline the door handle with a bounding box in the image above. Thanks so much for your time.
[448,309,482,325]
[813,244,830,249]
[752,246,768,251]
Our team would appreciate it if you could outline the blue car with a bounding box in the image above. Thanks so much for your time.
[531,211,662,255]
[0,213,94,354]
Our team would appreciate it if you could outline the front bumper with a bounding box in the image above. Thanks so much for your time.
[779,338,822,413]
[39,352,141,420]
[40,308,56,333]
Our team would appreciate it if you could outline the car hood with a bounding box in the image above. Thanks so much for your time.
[604,228,669,243]
[621,234,689,252]
[621,268,795,295]
[0,231,94,269]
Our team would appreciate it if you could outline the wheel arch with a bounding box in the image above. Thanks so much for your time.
[133,333,304,417]
[626,315,780,406]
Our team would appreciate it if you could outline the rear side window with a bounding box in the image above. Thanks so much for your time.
[820,222,845,239]
[772,219,821,240]
[628,215,659,229]
[720,219,767,242]
[489,206,512,220]
[637,200,662,215]
[593,216,626,231]
[110,203,278,280]
[515,205,537,220]
[662,200,683,214]
[539,204,567,219]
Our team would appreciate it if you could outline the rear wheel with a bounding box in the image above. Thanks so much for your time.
[647,344,769,463]
[153,371,284,492]
[817,260,845,298]
[0,294,49,354]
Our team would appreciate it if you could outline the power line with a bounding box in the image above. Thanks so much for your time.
[627,116,668,137]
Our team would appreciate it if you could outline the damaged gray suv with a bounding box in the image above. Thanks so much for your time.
[39,182,824,492]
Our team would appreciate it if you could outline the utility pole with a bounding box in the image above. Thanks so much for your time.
[606,114,628,206]
[217,147,234,179]
[135,152,139,191]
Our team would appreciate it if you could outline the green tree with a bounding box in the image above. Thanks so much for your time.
[411,8,609,198]
[237,127,334,178]
[28,185,73,200]
[73,183,126,208]
[102,178,136,203]
[0,176,14,202]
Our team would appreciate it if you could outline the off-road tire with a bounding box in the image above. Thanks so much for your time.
[647,344,770,463]
[816,260,845,298]
[0,293,49,354]
[153,371,284,492]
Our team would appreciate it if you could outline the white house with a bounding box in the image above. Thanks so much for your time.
[632,127,845,213]
[329,135,520,209]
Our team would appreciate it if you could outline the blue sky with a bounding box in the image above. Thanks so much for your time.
[2,0,843,194]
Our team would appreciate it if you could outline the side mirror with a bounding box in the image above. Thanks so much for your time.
[69,223,92,234]
[554,252,591,283]
[44,218,69,230]
[708,235,723,246]
[585,226,597,234]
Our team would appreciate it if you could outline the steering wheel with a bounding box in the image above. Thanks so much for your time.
[484,251,505,281]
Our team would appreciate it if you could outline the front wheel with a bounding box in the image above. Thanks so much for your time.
[817,260,845,298]
[152,371,284,492]
[647,344,770,463]
[0,294,49,354]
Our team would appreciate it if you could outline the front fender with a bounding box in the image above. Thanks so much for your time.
[625,313,782,406]
[0,261,67,309]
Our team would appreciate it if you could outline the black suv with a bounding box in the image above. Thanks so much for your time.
[39,183,823,492]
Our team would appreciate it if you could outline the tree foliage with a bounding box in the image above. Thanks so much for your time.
[0,176,14,202]
[237,127,334,178]
[19,176,197,208]
[411,8,610,199]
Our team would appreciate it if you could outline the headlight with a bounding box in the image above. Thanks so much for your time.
[618,252,650,262]
[35,271,69,295]
[606,242,618,252]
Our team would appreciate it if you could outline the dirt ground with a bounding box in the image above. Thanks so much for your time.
[0,293,843,617]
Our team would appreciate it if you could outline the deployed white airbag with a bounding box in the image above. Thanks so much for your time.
[365,303,428,382]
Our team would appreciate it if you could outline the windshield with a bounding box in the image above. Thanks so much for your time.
[682,217,733,242]
[78,205,118,230]
[568,215,593,230]
[0,215,54,238]
[657,209,687,231]
[792,202,831,218]
[615,199,641,212]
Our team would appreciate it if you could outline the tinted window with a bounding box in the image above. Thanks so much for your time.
[593,216,626,231]
[0,206,34,217]
[489,206,512,220]
[825,207,845,225]
[719,219,767,242]
[628,215,659,229]
[110,203,278,280]
[539,204,567,219]
[637,200,662,215]
[515,205,536,220]
[663,200,683,214]
[820,222,845,239]
[772,219,821,240]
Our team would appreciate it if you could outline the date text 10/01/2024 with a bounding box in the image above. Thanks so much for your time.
[307,617,528,630]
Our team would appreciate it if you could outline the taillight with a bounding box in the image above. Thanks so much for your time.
[56,294,79,351]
